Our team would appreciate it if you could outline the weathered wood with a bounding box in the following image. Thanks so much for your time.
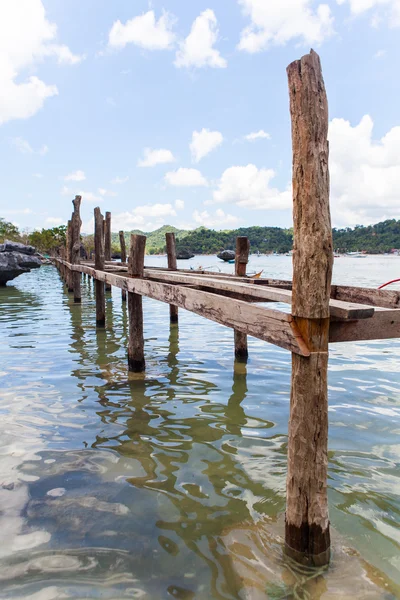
[330,307,400,342]
[71,195,82,303]
[234,237,250,360]
[331,284,400,309]
[119,231,127,301]
[127,234,146,372]
[66,220,73,291]
[141,271,374,320]
[60,261,310,356]
[104,212,112,291]
[286,49,332,566]
[166,232,178,323]
[94,207,106,326]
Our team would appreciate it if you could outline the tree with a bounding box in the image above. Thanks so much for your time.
[0,218,20,242]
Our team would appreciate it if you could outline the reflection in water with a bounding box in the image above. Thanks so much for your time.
[0,264,399,598]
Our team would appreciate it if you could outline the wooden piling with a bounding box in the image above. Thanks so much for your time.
[66,220,73,292]
[71,195,82,303]
[234,237,250,360]
[285,49,333,566]
[166,232,178,323]
[94,207,106,326]
[127,234,146,372]
[104,212,112,291]
[119,231,127,302]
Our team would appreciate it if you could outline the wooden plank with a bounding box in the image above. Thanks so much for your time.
[143,271,374,320]
[329,307,400,342]
[286,49,332,566]
[331,284,400,309]
[65,262,310,356]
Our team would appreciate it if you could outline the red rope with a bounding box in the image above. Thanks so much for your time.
[378,278,400,290]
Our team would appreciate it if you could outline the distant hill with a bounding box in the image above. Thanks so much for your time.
[109,219,400,255]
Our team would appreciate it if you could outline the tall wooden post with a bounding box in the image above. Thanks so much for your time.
[127,234,146,372]
[285,50,333,566]
[71,195,82,303]
[234,236,250,360]
[166,232,178,323]
[104,212,112,291]
[94,207,106,326]
[66,220,73,292]
[119,230,127,302]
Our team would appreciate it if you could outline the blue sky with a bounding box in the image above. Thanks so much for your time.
[1,0,400,233]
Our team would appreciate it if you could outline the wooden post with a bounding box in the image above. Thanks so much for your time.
[166,232,178,323]
[119,230,127,302]
[234,236,250,360]
[66,220,73,292]
[285,50,333,566]
[127,234,146,372]
[94,207,106,326]
[71,195,82,303]
[104,212,112,291]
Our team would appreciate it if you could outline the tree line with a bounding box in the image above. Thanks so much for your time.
[1,217,400,255]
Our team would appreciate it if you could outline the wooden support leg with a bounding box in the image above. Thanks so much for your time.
[119,230,127,302]
[105,211,112,291]
[66,220,73,292]
[71,195,82,304]
[127,234,146,372]
[94,207,106,326]
[285,50,333,566]
[166,232,178,323]
[234,236,250,360]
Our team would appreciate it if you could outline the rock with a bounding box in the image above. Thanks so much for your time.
[217,250,235,262]
[0,241,36,255]
[0,240,42,286]
[176,248,195,260]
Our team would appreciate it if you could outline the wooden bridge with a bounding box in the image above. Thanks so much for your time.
[52,50,400,568]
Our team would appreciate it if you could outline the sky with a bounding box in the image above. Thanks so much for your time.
[1,0,400,234]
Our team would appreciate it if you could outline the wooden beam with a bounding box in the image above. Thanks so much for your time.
[330,307,400,342]
[234,237,250,360]
[127,234,146,372]
[142,271,374,320]
[94,207,105,326]
[62,262,310,356]
[104,212,112,291]
[286,49,332,566]
[119,230,127,302]
[166,232,178,323]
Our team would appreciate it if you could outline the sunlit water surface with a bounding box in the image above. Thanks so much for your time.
[0,255,399,599]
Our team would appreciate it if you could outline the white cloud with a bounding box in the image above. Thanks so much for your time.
[165,168,208,187]
[108,10,176,50]
[63,170,86,182]
[98,188,117,197]
[190,129,223,162]
[337,0,400,27]
[193,209,239,228]
[61,186,101,203]
[175,199,185,210]
[45,217,63,225]
[245,129,271,141]
[138,148,176,167]
[112,176,129,184]
[0,0,83,126]
[11,137,34,154]
[11,137,49,155]
[374,49,387,58]
[111,203,177,231]
[329,115,400,225]
[33,173,43,178]
[211,164,291,209]
[175,9,227,69]
[237,0,334,53]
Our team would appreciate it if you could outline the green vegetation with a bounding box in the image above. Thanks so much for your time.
[2,218,400,255]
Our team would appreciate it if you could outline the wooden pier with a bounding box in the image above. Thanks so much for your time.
[52,50,400,567]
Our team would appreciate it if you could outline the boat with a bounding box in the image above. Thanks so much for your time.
[227,259,235,264]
